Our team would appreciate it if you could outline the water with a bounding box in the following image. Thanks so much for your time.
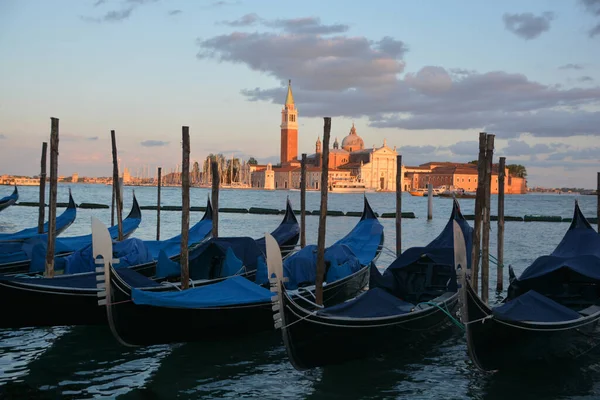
[0,184,598,399]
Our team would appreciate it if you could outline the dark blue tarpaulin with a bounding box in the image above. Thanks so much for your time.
[283,244,362,290]
[509,202,600,296]
[493,290,581,322]
[131,275,274,308]
[318,287,415,318]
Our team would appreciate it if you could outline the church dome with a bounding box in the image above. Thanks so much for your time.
[341,123,364,152]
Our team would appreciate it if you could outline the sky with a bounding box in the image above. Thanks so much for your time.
[0,0,599,188]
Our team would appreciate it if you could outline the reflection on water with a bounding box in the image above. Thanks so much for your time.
[0,185,598,398]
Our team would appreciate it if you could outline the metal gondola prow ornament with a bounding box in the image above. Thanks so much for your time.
[91,216,131,347]
[265,232,287,331]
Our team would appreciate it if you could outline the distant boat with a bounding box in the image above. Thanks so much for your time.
[438,185,476,199]
[329,178,373,193]
[0,186,18,212]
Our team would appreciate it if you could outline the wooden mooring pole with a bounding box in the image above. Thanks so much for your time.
[211,158,219,238]
[38,142,47,234]
[471,132,487,293]
[180,127,190,290]
[396,155,402,257]
[481,134,495,304]
[157,167,162,240]
[45,118,59,278]
[597,172,600,233]
[315,117,331,306]
[497,156,506,292]
[111,185,115,226]
[427,182,433,220]
[300,153,307,249]
[111,130,123,241]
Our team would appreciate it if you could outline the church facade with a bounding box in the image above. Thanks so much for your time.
[249,80,399,191]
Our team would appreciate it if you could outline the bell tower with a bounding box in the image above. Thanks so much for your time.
[280,79,298,165]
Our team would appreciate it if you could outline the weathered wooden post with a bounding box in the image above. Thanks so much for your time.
[111,185,115,226]
[471,132,487,293]
[315,117,331,306]
[211,158,219,238]
[45,118,59,278]
[396,155,402,257]
[497,156,506,292]
[180,127,190,290]
[427,181,433,220]
[300,153,307,249]
[38,142,47,234]
[157,167,162,240]
[111,130,123,241]
[481,134,495,304]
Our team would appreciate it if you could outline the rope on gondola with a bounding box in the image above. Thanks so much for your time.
[416,301,465,332]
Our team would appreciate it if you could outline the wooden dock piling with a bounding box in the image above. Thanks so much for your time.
[157,167,162,240]
[497,156,506,292]
[396,155,402,257]
[45,118,59,278]
[315,117,331,306]
[180,127,190,290]
[427,182,433,220]
[38,142,47,234]
[481,134,495,304]
[111,130,123,241]
[300,153,307,249]
[471,132,487,292]
[211,158,219,238]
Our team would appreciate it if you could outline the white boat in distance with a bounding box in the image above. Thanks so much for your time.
[328,177,374,193]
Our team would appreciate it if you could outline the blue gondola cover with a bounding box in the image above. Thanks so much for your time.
[493,290,581,322]
[131,275,274,308]
[318,287,415,318]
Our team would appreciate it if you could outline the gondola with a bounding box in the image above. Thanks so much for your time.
[462,200,600,372]
[0,194,142,275]
[98,197,383,346]
[0,190,76,242]
[0,198,297,329]
[0,186,18,212]
[273,199,473,370]
[147,197,299,279]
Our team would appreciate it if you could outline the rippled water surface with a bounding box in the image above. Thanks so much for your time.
[0,184,598,399]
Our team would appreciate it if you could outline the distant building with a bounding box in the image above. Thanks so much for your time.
[72,173,78,183]
[251,80,398,191]
[404,162,527,194]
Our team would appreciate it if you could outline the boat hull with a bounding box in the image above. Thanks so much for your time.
[463,278,600,372]
[106,264,370,346]
[280,288,459,369]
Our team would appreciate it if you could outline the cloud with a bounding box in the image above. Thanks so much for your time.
[221,13,261,27]
[210,1,241,7]
[0,134,6,140]
[83,0,160,23]
[502,12,554,40]
[579,76,594,82]
[168,9,182,16]
[60,134,101,142]
[197,18,600,139]
[141,140,169,147]
[558,63,584,70]
[581,0,600,16]
[580,0,600,36]
[500,140,561,156]
[446,141,478,156]
[220,14,350,34]
[82,7,134,22]
[545,146,600,161]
